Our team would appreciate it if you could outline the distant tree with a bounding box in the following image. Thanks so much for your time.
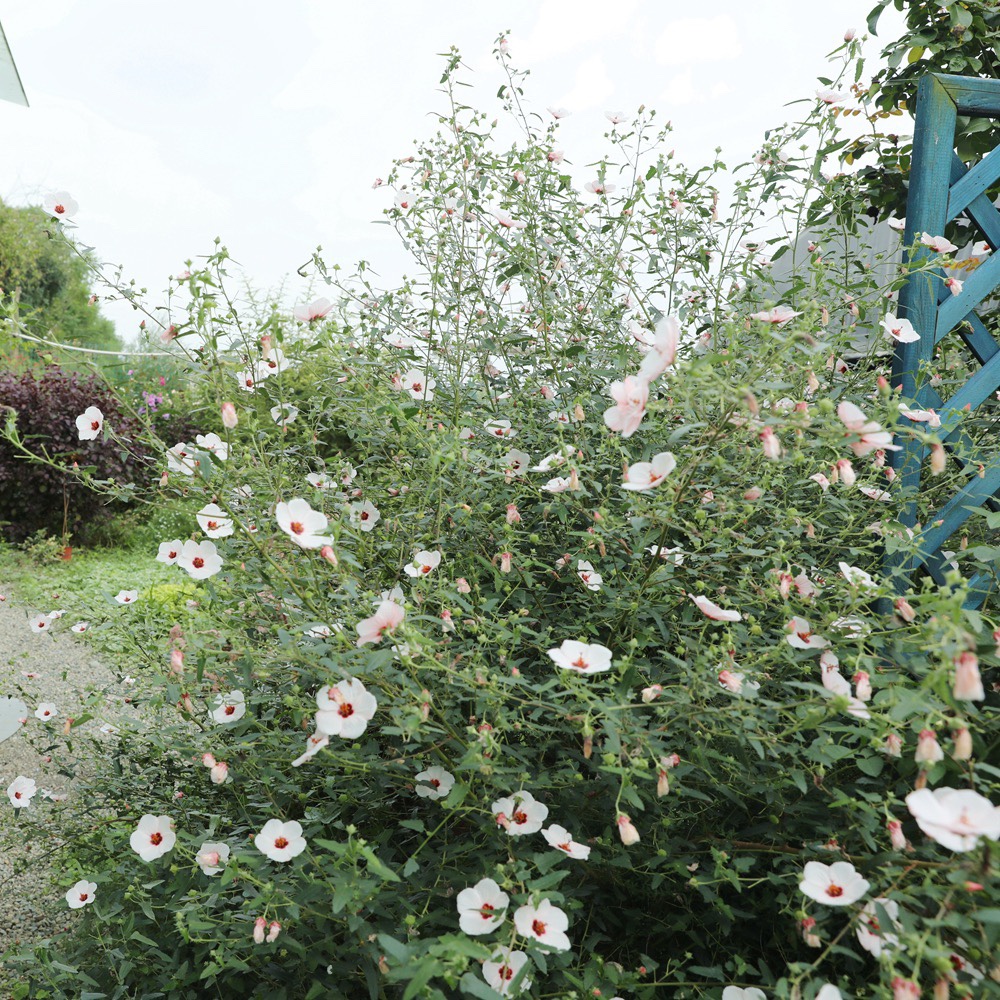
[0,198,121,358]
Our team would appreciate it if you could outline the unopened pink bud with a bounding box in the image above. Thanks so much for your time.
[265,921,281,943]
[836,458,856,486]
[930,442,946,475]
[221,402,238,429]
[320,545,338,567]
[253,917,267,944]
[455,577,471,594]
[894,597,916,622]
[210,761,228,784]
[499,552,513,573]
[891,978,920,1000]
[617,813,640,845]
[641,685,663,703]
[915,728,943,765]
[883,731,903,757]
[953,651,985,701]
[952,726,973,760]
[853,670,872,702]
[260,334,272,358]
[743,486,763,501]
[657,770,670,797]
[844,27,856,41]
[506,503,521,524]
[201,752,216,768]
[887,818,906,850]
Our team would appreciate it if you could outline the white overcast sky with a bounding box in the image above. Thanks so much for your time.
[0,0,905,340]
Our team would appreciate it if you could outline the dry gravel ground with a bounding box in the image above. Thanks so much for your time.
[0,590,139,993]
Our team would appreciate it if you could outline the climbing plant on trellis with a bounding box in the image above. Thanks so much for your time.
[892,72,1000,609]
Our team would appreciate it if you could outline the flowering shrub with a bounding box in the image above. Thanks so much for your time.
[3,39,998,1000]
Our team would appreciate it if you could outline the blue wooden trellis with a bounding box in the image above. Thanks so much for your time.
[890,73,1000,609]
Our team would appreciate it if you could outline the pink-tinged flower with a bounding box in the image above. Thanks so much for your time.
[44,190,79,219]
[722,989,766,1000]
[648,545,684,565]
[584,179,616,195]
[209,762,228,784]
[315,678,377,739]
[953,651,984,701]
[859,485,892,502]
[916,729,944,765]
[891,979,920,1000]
[197,841,230,875]
[887,216,906,232]
[750,305,801,324]
[115,590,138,605]
[882,312,920,343]
[166,442,197,475]
[898,403,941,427]
[542,824,591,859]
[235,370,257,392]
[616,813,640,845]
[492,208,527,230]
[484,418,516,439]
[195,432,228,461]
[457,877,509,934]
[498,551,513,573]
[833,458,856,487]
[71,622,88,633]
[293,297,332,322]
[759,427,782,460]
[541,476,572,493]
[799,860,869,905]
[605,110,626,124]
[853,670,872,702]
[548,640,613,675]
[349,499,381,531]
[156,540,183,565]
[503,449,530,477]
[895,597,916,622]
[690,594,742,622]
[906,786,1000,852]
[276,498,333,549]
[456,577,471,594]
[483,948,531,996]
[718,669,749,694]
[252,916,267,944]
[65,879,97,909]
[34,702,57,721]
[930,442,946,475]
[356,600,405,646]
[196,503,234,539]
[76,406,104,441]
[210,690,246,725]
[415,766,455,800]
[265,921,281,942]
[547,106,570,118]
[622,451,676,490]
[839,561,878,594]
[29,614,49,634]
[404,549,442,578]
[886,818,909,853]
[220,401,238,428]
[816,88,848,104]
[7,775,36,808]
[920,233,959,254]
[945,276,963,296]
[810,472,831,491]
[744,486,763,501]
[513,898,571,951]
[547,149,565,163]
[642,684,663,703]
[603,377,648,438]
[837,401,898,456]
[884,732,903,757]
[505,503,521,525]
[576,560,603,591]
[255,818,307,862]
[953,727,973,760]
[857,897,902,957]
[291,732,329,768]
[129,814,176,862]
[177,539,223,580]
[491,790,548,835]
[785,616,828,650]
[401,367,436,401]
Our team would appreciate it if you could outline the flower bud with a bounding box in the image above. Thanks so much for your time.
[743,486,763,501]
[506,503,521,525]
[836,458,856,486]
[845,27,856,41]
[718,669,742,693]
[320,545,338,567]
[952,726,973,760]
[641,684,663,704]
[210,761,229,784]
[800,916,821,947]
[170,648,184,675]
[499,551,513,574]
[883,732,903,757]
[915,728,943,765]
[253,917,267,944]
[853,670,872,702]
[617,813,640,845]
[265,921,281,943]
[656,769,670,797]
[260,334,272,358]
[221,402,238,429]
[953,651,985,701]
[201,752,216,768]
[887,818,907,850]
[930,442,946,475]
[455,577,471,594]
[891,978,920,1000]
[894,597,916,622]
[582,734,592,758]
[933,978,949,1000]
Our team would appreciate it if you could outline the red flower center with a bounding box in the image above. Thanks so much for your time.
[338,702,354,718]
[79,892,89,901]
[90,420,100,430]
[480,903,495,919]
[361,511,369,521]
[274,836,289,850]
[826,884,844,898]
[14,791,21,799]
[169,550,177,559]
[531,918,547,937]
[192,557,205,569]
[430,779,440,788]
[421,565,431,574]
[512,809,528,825]
[571,656,589,669]
[207,520,219,530]
[500,965,513,981]
[149,832,163,846]
[55,203,65,214]
[224,705,236,716]
[290,521,305,534]
[558,841,571,852]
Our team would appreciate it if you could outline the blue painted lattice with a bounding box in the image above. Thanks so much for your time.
[891,73,1000,609]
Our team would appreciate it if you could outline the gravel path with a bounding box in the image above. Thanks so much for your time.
[0,589,137,986]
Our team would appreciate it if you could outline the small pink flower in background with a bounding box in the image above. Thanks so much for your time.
[837,401,898,456]
[898,403,941,427]
[210,690,246,725]
[356,601,406,646]
[690,594,742,622]
[498,551,514,573]
[209,761,229,784]
[952,727,973,760]
[853,670,872,702]
[816,88,848,104]
[291,732,330,768]
[315,678,377,738]
[576,560,602,591]
[71,622,88,633]
[415,766,455,800]
[65,879,97,909]
[759,427,782,460]
[457,877,509,934]
[547,149,565,163]
[265,921,281,943]
[43,191,78,219]
[7,775,36,808]
[856,897,902,957]
[785,616,828,650]
[491,790,548,835]
[115,590,138,605]
[603,376,648,438]
[749,305,801,324]
[891,979,920,1000]
[894,597,916,622]
[542,824,591,859]
[293,297,332,322]
[177,539,223,580]
[276,498,333,548]
[616,813,640,845]
[859,485,892,502]
[920,233,959,254]
[905,786,1000,851]
[584,179,616,195]
[547,640,613,675]
[252,916,267,943]
[513,898,571,950]
[255,818,307,862]
[882,312,920,343]
[76,406,104,441]
[887,819,907,851]
[197,841,230,875]
[835,458,856,486]
[483,948,531,996]
[220,402,238,428]
[799,860,869,905]
[622,451,676,491]
[945,276,964,296]
[404,550,442,578]
[235,370,257,392]
[456,577,471,594]
[637,315,681,381]
[196,503,234,538]
[915,728,944,765]
[270,403,299,427]
[350,499,381,531]
[505,503,521,524]
[887,216,906,232]
[953,651,984,700]
[34,702,57,721]
[810,472,831,491]
[130,814,176,862]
